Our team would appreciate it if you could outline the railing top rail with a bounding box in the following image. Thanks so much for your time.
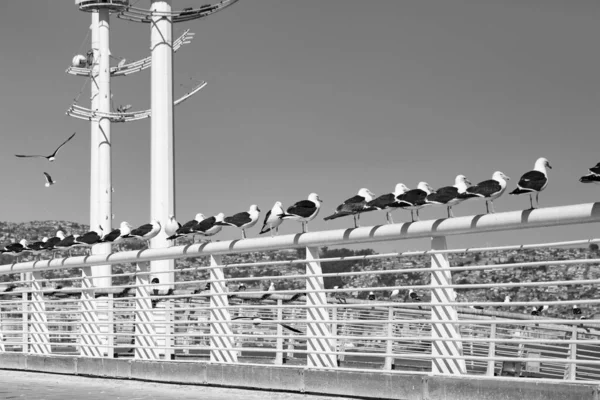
[1,202,599,275]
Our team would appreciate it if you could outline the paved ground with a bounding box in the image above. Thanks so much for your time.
[0,370,355,400]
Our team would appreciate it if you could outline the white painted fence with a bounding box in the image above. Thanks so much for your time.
[1,202,600,381]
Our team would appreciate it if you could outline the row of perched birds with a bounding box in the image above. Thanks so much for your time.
[1,158,599,261]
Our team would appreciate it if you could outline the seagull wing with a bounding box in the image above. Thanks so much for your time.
[426,187,458,205]
[365,193,395,210]
[280,323,302,334]
[285,200,316,218]
[464,180,501,198]
[515,170,547,192]
[224,212,252,227]
[51,132,77,157]
[15,154,46,159]
[43,172,53,184]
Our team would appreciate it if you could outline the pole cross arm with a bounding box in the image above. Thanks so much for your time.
[116,0,239,23]
[66,81,207,122]
[66,30,195,77]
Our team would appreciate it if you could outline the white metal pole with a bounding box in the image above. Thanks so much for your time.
[92,8,113,288]
[150,0,175,287]
[90,12,99,254]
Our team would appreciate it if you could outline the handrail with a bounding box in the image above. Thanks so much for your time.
[116,0,239,23]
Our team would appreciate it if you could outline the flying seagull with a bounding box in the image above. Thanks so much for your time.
[579,162,600,185]
[15,132,76,162]
[232,315,302,334]
[323,188,375,228]
[425,175,472,218]
[43,172,56,187]
[458,171,510,214]
[280,193,323,233]
[392,182,434,222]
[509,157,552,209]
[216,205,260,239]
[259,201,285,236]
[364,183,410,224]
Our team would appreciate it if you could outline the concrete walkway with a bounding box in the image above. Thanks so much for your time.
[0,370,355,400]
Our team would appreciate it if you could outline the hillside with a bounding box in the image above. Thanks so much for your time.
[0,221,597,318]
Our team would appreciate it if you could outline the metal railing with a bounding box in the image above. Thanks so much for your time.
[1,202,600,382]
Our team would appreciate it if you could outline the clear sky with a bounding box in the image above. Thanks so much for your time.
[0,1,598,254]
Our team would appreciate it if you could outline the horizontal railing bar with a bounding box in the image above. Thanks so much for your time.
[2,202,599,275]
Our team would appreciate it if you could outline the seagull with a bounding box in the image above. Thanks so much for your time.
[259,201,285,236]
[509,157,552,209]
[167,213,204,242]
[42,231,66,256]
[43,172,56,187]
[1,239,31,262]
[232,315,302,334]
[28,237,48,259]
[280,193,323,233]
[392,182,435,222]
[100,221,133,252]
[164,215,182,239]
[122,219,162,247]
[237,283,247,291]
[425,175,472,218]
[323,188,376,228]
[579,162,600,185]
[54,234,80,256]
[389,288,400,300]
[15,132,76,162]
[333,285,347,304]
[116,104,132,113]
[117,58,127,69]
[74,228,103,254]
[531,305,548,316]
[367,291,376,301]
[573,305,582,316]
[458,171,510,214]
[408,289,422,310]
[504,295,511,303]
[364,183,410,224]
[216,205,260,239]
[260,281,276,300]
[194,213,225,241]
[469,305,485,310]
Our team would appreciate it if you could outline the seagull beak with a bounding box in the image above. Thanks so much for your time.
[548,163,552,169]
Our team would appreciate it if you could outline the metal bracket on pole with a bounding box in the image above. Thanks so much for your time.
[79,267,104,357]
[134,262,159,360]
[209,255,238,363]
[305,246,336,368]
[430,236,466,375]
[29,272,50,355]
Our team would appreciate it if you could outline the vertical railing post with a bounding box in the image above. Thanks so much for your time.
[330,305,338,367]
[486,318,497,376]
[106,293,114,358]
[153,295,173,360]
[0,297,5,353]
[565,325,578,380]
[384,307,394,370]
[305,246,336,368]
[209,255,238,363]
[275,299,284,365]
[79,267,103,357]
[430,236,466,375]
[29,272,50,355]
[134,262,159,360]
[21,273,29,353]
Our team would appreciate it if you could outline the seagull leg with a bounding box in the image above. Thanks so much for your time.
[536,192,540,208]
[410,210,415,222]
[303,222,308,233]
[485,201,490,214]
[242,230,247,239]
[415,209,420,221]
[270,225,274,238]
[353,215,358,228]
[529,194,534,210]
[490,201,496,214]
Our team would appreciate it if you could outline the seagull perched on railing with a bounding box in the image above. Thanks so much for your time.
[510,157,552,209]
[324,188,375,228]
[408,289,422,310]
[74,228,103,254]
[458,171,510,214]
[364,183,410,224]
[15,132,76,162]
[194,213,225,241]
[28,237,48,260]
[392,182,434,222]
[573,305,582,316]
[100,221,132,252]
[579,162,600,185]
[426,175,472,218]
[122,219,162,247]
[164,215,182,240]
[42,231,66,256]
[280,193,323,233]
[259,201,285,236]
[1,239,31,262]
[167,213,204,242]
[531,305,548,316]
[216,205,260,239]
[260,281,276,300]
